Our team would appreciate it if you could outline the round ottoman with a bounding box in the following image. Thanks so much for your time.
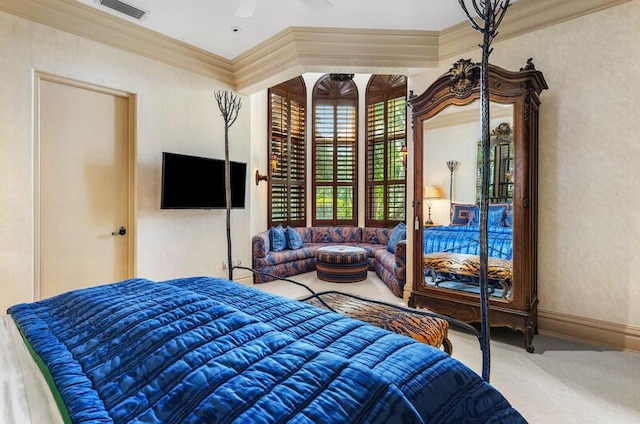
[315,245,368,283]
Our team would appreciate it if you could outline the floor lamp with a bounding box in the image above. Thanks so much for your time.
[446,160,459,225]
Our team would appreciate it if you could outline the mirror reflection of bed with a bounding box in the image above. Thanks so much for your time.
[422,101,514,301]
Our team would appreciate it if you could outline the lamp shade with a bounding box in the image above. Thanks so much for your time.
[424,185,441,200]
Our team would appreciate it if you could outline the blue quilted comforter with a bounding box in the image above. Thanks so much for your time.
[424,226,513,259]
[8,276,524,423]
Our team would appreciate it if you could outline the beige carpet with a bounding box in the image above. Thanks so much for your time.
[252,271,640,424]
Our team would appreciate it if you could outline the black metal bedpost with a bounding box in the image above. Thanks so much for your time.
[214,90,242,281]
[458,0,511,383]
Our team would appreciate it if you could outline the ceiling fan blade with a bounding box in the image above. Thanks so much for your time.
[299,0,333,10]
[236,0,258,18]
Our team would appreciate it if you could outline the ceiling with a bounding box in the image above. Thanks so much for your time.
[2,0,618,93]
[74,0,476,60]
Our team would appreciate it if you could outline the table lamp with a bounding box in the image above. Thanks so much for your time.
[424,185,441,225]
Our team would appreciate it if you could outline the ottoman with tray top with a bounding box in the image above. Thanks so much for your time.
[315,245,368,283]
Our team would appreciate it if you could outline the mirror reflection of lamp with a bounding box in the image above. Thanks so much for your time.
[399,145,407,169]
[424,185,441,225]
[505,167,513,182]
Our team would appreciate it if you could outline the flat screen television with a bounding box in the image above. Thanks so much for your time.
[161,152,247,209]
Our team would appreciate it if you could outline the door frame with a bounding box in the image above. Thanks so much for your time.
[33,72,137,301]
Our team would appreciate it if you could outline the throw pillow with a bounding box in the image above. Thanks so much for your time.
[503,212,513,227]
[285,226,304,250]
[451,203,476,226]
[468,206,507,227]
[387,222,407,253]
[269,224,287,252]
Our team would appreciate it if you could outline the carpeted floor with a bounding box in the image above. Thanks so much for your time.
[252,271,640,424]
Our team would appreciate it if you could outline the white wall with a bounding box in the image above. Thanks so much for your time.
[0,11,252,312]
[410,0,640,328]
[249,91,269,244]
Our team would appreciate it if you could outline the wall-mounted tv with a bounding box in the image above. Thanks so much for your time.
[161,152,247,209]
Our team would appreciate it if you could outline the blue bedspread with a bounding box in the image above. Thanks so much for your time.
[424,225,513,259]
[8,276,524,423]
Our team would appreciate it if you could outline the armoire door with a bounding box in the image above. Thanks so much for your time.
[37,76,133,299]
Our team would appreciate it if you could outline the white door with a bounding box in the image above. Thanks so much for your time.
[37,76,132,299]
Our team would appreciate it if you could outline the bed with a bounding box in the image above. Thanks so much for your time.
[422,225,514,296]
[423,225,513,260]
[7,276,525,423]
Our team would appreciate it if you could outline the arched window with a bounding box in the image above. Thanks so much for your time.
[365,75,407,227]
[268,76,306,227]
[312,74,358,226]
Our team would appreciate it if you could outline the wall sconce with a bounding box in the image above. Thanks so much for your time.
[255,170,268,185]
[257,154,278,185]
[424,184,441,225]
[399,145,407,169]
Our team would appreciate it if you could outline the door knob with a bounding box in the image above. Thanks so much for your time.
[112,226,127,236]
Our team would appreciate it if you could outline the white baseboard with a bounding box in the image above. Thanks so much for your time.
[538,309,640,354]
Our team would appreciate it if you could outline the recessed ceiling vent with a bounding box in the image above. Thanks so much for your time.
[98,0,147,20]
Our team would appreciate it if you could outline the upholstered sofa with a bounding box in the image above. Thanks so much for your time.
[252,226,406,297]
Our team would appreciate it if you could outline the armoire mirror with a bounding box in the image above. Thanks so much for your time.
[421,101,514,300]
[476,121,514,204]
[408,59,547,352]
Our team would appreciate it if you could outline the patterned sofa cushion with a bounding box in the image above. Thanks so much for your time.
[394,241,407,280]
[352,243,386,258]
[252,232,270,258]
[311,227,362,243]
[372,240,406,297]
[362,227,390,245]
[254,258,317,283]
[256,246,318,268]
[293,227,313,244]
[375,248,398,275]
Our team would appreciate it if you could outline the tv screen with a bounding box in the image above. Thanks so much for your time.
[161,152,247,209]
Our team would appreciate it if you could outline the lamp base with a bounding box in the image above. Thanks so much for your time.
[426,202,435,225]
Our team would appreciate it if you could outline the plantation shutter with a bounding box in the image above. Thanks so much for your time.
[312,75,358,226]
[268,77,306,228]
[365,75,407,227]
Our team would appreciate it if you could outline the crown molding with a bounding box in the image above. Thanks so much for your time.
[0,0,632,94]
[0,0,235,85]
[439,0,633,60]
[232,27,439,94]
